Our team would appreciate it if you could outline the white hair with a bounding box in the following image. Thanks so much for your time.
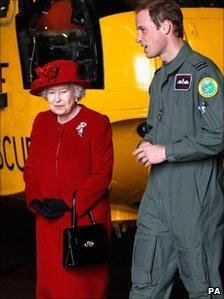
[71,84,85,100]
[41,90,48,98]
[41,84,85,100]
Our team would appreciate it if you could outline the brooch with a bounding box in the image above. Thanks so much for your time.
[76,122,87,137]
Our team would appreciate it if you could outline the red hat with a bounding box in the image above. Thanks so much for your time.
[30,60,90,96]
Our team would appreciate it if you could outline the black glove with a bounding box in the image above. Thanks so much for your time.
[30,199,44,214]
[43,198,69,218]
[30,199,69,218]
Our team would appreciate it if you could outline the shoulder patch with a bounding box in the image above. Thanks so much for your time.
[194,60,208,71]
[198,77,218,98]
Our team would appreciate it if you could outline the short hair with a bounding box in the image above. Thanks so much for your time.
[136,0,183,38]
[41,84,85,100]
[71,84,85,100]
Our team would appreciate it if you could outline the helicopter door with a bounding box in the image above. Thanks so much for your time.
[16,0,103,89]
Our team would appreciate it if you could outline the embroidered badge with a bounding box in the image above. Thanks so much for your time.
[198,101,207,114]
[198,77,218,98]
[174,74,192,91]
[76,122,87,137]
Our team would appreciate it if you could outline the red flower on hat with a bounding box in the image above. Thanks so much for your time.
[32,64,59,89]
[35,64,59,82]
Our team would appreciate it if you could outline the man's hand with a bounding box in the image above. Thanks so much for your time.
[133,141,167,166]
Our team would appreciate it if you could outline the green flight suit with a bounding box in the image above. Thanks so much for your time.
[130,42,224,299]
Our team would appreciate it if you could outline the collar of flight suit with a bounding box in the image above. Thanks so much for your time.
[162,41,192,76]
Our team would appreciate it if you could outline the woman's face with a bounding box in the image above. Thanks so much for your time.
[44,84,77,118]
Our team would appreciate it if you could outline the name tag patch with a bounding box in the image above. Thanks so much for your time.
[174,74,192,91]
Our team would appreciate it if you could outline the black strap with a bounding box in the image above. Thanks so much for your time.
[72,197,76,228]
[87,210,96,224]
[72,196,96,227]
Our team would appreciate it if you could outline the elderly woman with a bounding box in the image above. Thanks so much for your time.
[24,60,114,299]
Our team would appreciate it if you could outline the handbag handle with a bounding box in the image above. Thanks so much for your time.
[72,197,77,228]
[72,196,96,228]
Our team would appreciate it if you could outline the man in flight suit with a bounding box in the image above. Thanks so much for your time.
[130,0,224,298]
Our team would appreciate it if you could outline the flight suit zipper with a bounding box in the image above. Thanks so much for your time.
[154,68,170,144]
[154,77,166,144]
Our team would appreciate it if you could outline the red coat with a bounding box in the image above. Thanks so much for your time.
[24,105,114,299]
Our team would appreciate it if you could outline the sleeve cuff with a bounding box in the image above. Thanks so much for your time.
[165,144,176,162]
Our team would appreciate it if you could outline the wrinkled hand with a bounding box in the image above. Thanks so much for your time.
[133,141,166,166]
[30,198,69,218]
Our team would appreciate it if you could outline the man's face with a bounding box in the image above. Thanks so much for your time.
[136,9,167,58]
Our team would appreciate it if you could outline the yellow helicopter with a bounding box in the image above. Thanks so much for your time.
[0,0,223,224]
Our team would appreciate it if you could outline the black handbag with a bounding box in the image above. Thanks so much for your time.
[63,197,111,268]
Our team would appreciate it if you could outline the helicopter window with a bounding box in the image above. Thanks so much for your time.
[16,0,103,89]
[0,0,10,18]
